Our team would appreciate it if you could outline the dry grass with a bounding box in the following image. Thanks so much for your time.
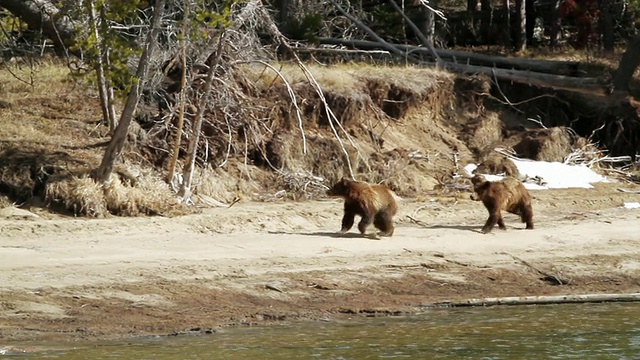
[45,174,107,217]
[249,63,451,96]
[0,59,187,216]
[44,168,187,217]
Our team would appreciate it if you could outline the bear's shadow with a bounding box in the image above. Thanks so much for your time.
[268,231,381,239]
[422,224,481,232]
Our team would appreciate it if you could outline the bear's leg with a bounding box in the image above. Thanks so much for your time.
[497,215,506,230]
[340,211,355,234]
[357,214,375,237]
[482,205,500,233]
[374,212,394,237]
[521,204,534,230]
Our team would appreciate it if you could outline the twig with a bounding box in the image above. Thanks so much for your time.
[505,253,571,285]
[251,60,307,155]
[406,214,429,227]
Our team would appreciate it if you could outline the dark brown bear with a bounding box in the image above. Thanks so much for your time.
[327,177,398,238]
[471,174,534,234]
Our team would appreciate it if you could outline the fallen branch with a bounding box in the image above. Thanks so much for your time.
[426,293,640,307]
[506,253,571,285]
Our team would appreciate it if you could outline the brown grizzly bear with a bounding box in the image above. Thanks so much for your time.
[470,174,534,234]
[327,177,398,238]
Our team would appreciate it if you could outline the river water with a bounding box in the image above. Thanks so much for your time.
[6,302,640,359]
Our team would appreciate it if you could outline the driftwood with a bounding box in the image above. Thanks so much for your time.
[318,38,581,76]
[426,293,640,307]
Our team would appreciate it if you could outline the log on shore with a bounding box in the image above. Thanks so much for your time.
[317,38,582,76]
[424,293,640,308]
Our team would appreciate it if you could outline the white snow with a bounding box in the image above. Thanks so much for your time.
[465,158,610,190]
[622,202,640,209]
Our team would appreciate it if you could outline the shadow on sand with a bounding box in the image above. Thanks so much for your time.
[268,230,384,240]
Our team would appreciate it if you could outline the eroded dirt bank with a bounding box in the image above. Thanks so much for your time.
[0,183,639,343]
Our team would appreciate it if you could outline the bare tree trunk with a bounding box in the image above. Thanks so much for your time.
[0,0,78,54]
[612,35,640,92]
[515,0,526,51]
[525,0,535,45]
[479,0,492,44]
[417,1,435,46]
[94,0,166,183]
[167,1,190,185]
[85,0,116,132]
[99,5,117,131]
[549,0,561,47]
[387,0,442,67]
[502,0,511,47]
[468,0,478,12]
[178,32,227,201]
[599,0,615,55]
[278,0,291,28]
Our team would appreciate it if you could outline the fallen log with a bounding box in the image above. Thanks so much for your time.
[297,44,607,92]
[444,62,606,92]
[318,38,582,76]
[425,293,640,307]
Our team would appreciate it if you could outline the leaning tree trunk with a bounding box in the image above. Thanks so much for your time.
[94,0,166,183]
[515,0,526,51]
[178,32,227,201]
[612,35,640,92]
[0,0,78,54]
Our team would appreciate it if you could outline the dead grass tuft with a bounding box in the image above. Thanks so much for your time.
[513,127,584,162]
[45,173,107,217]
[44,166,188,217]
[103,171,182,216]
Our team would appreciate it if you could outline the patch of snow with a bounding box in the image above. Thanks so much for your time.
[622,202,640,209]
[465,158,610,190]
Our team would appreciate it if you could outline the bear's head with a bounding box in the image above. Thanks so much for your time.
[327,177,352,197]
[470,174,489,201]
